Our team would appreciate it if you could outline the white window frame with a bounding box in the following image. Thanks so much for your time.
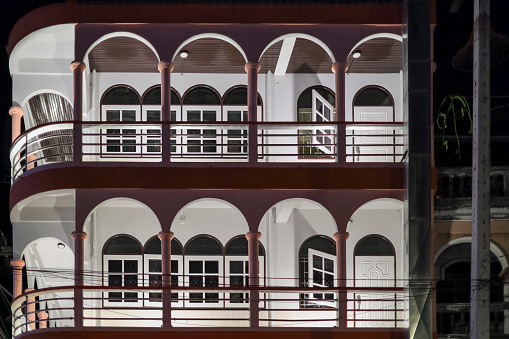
[103,254,142,307]
[143,254,184,307]
[311,90,335,155]
[224,256,265,307]
[184,255,223,307]
[101,105,141,156]
[141,106,183,157]
[307,249,336,308]
[182,106,220,156]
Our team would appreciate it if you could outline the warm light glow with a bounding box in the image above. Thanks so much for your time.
[352,50,362,59]
[180,50,189,59]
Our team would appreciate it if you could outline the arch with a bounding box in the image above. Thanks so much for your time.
[347,33,402,58]
[225,235,265,256]
[171,33,247,63]
[182,85,221,105]
[353,85,394,107]
[83,31,160,66]
[222,86,262,106]
[298,235,336,257]
[184,235,223,255]
[142,85,181,106]
[21,89,72,110]
[297,85,335,116]
[103,234,143,255]
[434,237,508,270]
[259,33,336,63]
[144,235,183,255]
[101,85,141,105]
[354,234,395,256]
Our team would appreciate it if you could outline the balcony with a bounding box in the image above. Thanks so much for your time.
[10,121,405,181]
[12,285,405,338]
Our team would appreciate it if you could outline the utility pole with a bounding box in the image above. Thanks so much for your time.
[470,0,491,338]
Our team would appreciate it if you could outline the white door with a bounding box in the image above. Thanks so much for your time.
[311,90,335,155]
[307,249,336,307]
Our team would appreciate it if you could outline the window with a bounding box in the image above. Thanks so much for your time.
[143,236,183,306]
[101,86,141,156]
[298,236,336,308]
[183,87,220,155]
[224,236,265,306]
[103,235,143,305]
[184,236,223,305]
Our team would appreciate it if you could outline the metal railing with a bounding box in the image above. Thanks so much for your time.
[11,285,406,337]
[10,121,405,181]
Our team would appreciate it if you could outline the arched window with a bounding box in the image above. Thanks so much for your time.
[182,86,221,154]
[298,235,336,307]
[184,235,223,305]
[101,86,141,154]
[103,235,143,303]
[224,236,265,305]
[297,87,335,157]
[222,86,262,154]
[141,86,181,154]
[350,86,398,163]
[143,236,183,306]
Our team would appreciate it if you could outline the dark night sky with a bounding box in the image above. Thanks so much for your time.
[0,0,509,244]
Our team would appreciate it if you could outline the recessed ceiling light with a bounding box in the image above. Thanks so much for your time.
[180,50,189,59]
[352,50,362,59]
[57,243,65,249]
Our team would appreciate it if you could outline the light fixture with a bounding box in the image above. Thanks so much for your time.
[179,50,189,59]
[179,210,186,225]
[57,242,65,249]
[352,50,362,59]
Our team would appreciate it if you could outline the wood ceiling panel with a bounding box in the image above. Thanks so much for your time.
[259,40,283,74]
[88,37,159,72]
[173,38,246,73]
[347,37,402,73]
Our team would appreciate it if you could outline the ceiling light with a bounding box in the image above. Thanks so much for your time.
[352,50,362,59]
[179,50,189,59]
[57,242,65,249]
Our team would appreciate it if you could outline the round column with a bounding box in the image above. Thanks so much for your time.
[37,311,49,329]
[331,62,347,164]
[25,288,36,329]
[158,62,174,163]
[158,230,174,329]
[333,231,349,329]
[245,62,261,164]
[245,231,261,327]
[10,259,25,299]
[9,106,23,143]
[71,231,87,286]
[70,62,86,165]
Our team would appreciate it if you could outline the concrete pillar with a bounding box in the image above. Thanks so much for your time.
[11,259,25,300]
[70,62,86,165]
[37,311,48,329]
[71,230,87,330]
[403,1,432,338]
[471,0,491,338]
[333,232,349,329]
[332,62,347,164]
[158,61,174,163]
[246,231,261,327]
[245,62,261,164]
[9,106,23,143]
[25,288,36,330]
[158,231,174,329]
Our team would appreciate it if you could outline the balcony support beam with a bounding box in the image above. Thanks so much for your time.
[71,62,86,166]
[159,231,174,329]
[71,230,87,330]
[246,62,260,164]
[246,231,261,327]
[332,62,346,164]
[333,232,349,329]
[159,62,174,164]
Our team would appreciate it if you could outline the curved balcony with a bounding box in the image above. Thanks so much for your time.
[10,121,405,182]
[12,285,405,338]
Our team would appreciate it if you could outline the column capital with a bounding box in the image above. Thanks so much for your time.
[431,61,437,73]
[158,61,174,73]
[9,106,23,118]
[70,61,86,72]
[71,231,87,241]
[331,62,347,74]
[158,231,175,241]
[333,232,349,241]
[10,258,25,269]
[37,311,49,320]
[245,62,261,73]
[245,231,261,240]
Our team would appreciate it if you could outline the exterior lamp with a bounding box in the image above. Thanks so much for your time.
[179,50,189,59]
[352,50,362,59]
[57,242,65,249]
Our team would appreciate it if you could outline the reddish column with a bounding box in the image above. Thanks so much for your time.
[71,230,87,330]
[159,231,174,329]
[37,311,48,329]
[70,62,86,165]
[333,231,349,329]
[245,62,261,164]
[158,62,174,164]
[9,106,23,143]
[246,231,261,327]
[10,259,25,300]
[332,62,347,164]
[25,288,36,329]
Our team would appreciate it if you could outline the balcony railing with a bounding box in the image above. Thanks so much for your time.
[10,121,405,181]
[12,285,405,337]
